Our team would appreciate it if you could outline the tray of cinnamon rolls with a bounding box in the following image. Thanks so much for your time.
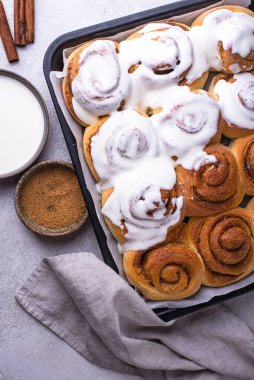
[44,0,254,320]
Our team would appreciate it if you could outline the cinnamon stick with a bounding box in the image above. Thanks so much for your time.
[25,0,34,43]
[0,1,19,62]
[19,0,26,46]
[14,0,20,45]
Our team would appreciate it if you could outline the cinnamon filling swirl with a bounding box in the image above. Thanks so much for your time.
[187,209,254,286]
[123,244,204,300]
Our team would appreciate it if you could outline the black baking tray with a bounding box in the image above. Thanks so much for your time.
[43,0,254,322]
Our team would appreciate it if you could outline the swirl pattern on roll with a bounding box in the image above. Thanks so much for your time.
[187,208,254,286]
[231,134,254,195]
[151,91,221,170]
[101,156,184,251]
[88,109,159,185]
[120,23,193,85]
[213,73,254,134]
[123,243,204,300]
[71,40,130,119]
[177,143,245,216]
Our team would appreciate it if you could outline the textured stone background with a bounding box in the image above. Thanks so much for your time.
[0,1,176,379]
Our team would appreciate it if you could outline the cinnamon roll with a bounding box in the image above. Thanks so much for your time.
[189,6,254,78]
[101,156,185,251]
[209,72,254,138]
[123,243,204,300]
[230,134,254,195]
[151,90,222,170]
[120,21,208,88]
[83,109,159,185]
[187,208,254,287]
[164,222,188,246]
[177,143,245,217]
[246,197,254,214]
[63,40,130,127]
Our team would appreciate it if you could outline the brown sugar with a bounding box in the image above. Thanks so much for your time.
[21,166,86,229]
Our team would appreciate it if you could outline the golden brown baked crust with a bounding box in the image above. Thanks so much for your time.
[123,244,204,301]
[209,72,254,138]
[192,6,254,74]
[231,134,254,195]
[177,143,245,217]
[62,43,93,127]
[246,197,254,214]
[123,243,204,300]
[187,208,254,287]
[83,116,109,182]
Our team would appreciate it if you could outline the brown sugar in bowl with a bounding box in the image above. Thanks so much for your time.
[14,160,88,237]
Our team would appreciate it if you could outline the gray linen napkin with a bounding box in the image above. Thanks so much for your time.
[15,252,254,380]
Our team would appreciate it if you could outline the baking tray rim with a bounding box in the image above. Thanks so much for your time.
[43,0,254,322]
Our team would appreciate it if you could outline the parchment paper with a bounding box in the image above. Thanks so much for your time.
[50,0,254,309]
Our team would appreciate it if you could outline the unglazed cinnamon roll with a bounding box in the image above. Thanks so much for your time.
[83,109,159,185]
[209,72,254,138]
[187,208,254,287]
[151,90,222,169]
[230,134,254,195]
[189,6,254,78]
[101,156,185,251]
[123,243,204,300]
[177,143,245,217]
[246,197,254,214]
[63,40,130,127]
[120,21,208,88]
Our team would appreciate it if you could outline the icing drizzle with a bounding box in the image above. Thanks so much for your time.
[91,109,160,188]
[72,40,130,124]
[101,156,183,251]
[214,72,254,130]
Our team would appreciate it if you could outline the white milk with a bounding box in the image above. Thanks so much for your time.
[0,75,45,176]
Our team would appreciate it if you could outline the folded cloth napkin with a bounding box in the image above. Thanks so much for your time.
[15,252,254,380]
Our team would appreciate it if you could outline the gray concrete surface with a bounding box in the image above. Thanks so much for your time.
[0,1,174,379]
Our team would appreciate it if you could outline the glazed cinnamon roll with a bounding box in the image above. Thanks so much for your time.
[230,134,254,195]
[101,156,185,251]
[120,21,208,88]
[83,109,159,184]
[187,208,254,287]
[190,6,254,77]
[209,72,254,138]
[151,90,222,169]
[63,40,130,127]
[123,243,204,300]
[177,143,245,217]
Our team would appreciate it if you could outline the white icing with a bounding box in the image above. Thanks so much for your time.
[186,9,254,83]
[101,156,183,251]
[76,11,254,251]
[139,82,190,113]
[90,109,160,188]
[151,91,220,169]
[214,72,254,130]
[119,23,193,86]
[72,40,130,124]
[72,97,98,124]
